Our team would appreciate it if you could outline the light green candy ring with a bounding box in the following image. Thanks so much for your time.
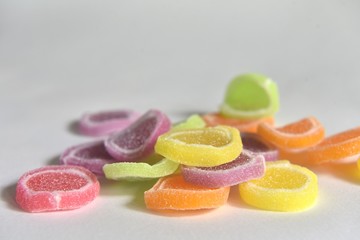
[220,73,279,120]
[103,158,179,181]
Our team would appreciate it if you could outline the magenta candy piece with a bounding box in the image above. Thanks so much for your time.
[60,141,116,175]
[16,165,100,213]
[241,132,279,161]
[104,109,171,162]
[78,110,141,136]
[182,150,265,188]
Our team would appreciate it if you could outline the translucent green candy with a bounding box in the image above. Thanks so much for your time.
[103,158,179,181]
[172,114,206,131]
[220,73,279,120]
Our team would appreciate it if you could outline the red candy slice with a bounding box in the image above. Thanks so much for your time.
[16,166,100,213]
[60,141,116,175]
[78,110,140,136]
[105,109,171,162]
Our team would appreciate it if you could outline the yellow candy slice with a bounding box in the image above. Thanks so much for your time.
[239,160,318,212]
[155,126,242,167]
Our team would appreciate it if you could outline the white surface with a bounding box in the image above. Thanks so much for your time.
[1,0,360,239]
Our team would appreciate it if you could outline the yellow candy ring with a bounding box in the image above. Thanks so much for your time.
[239,160,318,212]
[155,126,242,167]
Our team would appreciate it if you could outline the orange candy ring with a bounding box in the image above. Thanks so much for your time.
[202,113,274,133]
[257,116,325,149]
[306,126,360,164]
[144,175,230,210]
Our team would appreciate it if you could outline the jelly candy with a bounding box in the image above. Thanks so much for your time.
[239,161,318,212]
[60,140,116,175]
[103,158,179,181]
[16,166,100,212]
[155,126,242,167]
[182,150,265,188]
[202,112,274,133]
[257,116,325,149]
[172,114,206,131]
[78,109,140,136]
[220,73,279,120]
[306,126,360,164]
[105,109,171,162]
[241,132,278,161]
[144,175,230,210]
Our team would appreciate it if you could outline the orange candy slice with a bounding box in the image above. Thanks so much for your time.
[202,113,274,133]
[257,116,325,149]
[306,126,360,164]
[144,175,230,210]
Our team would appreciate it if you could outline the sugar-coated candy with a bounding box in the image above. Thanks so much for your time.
[306,126,360,164]
[241,132,278,161]
[144,175,230,210]
[78,109,140,136]
[202,112,274,133]
[257,116,325,149]
[155,126,242,167]
[60,140,116,175]
[16,165,100,213]
[239,161,318,212]
[105,109,171,162]
[220,73,279,120]
[182,150,265,188]
[103,158,179,181]
[172,114,206,131]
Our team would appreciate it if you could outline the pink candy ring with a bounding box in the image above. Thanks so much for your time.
[105,109,171,162]
[60,141,116,175]
[16,165,100,213]
[241,132,279,161]
[182,150,265,188]
[78,110,141,136]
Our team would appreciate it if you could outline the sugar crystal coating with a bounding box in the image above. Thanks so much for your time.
[220,73,279,120]
[103,158,179,181]
[78,109,140,136]
[105,109,171,162]
[155,126,242,167]
[257,116,325,150]
[241,132,278,161]
[60,141,116,175]
[16,165,100,213]
[306,126,360,164]
[144,175,230,210]
[239,161,318,212]
[182,150,265,188]
[202,112,274,133]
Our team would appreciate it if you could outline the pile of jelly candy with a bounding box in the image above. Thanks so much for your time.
[15,73,360,213]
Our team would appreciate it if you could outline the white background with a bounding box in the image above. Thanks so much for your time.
[1,0,360,239]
